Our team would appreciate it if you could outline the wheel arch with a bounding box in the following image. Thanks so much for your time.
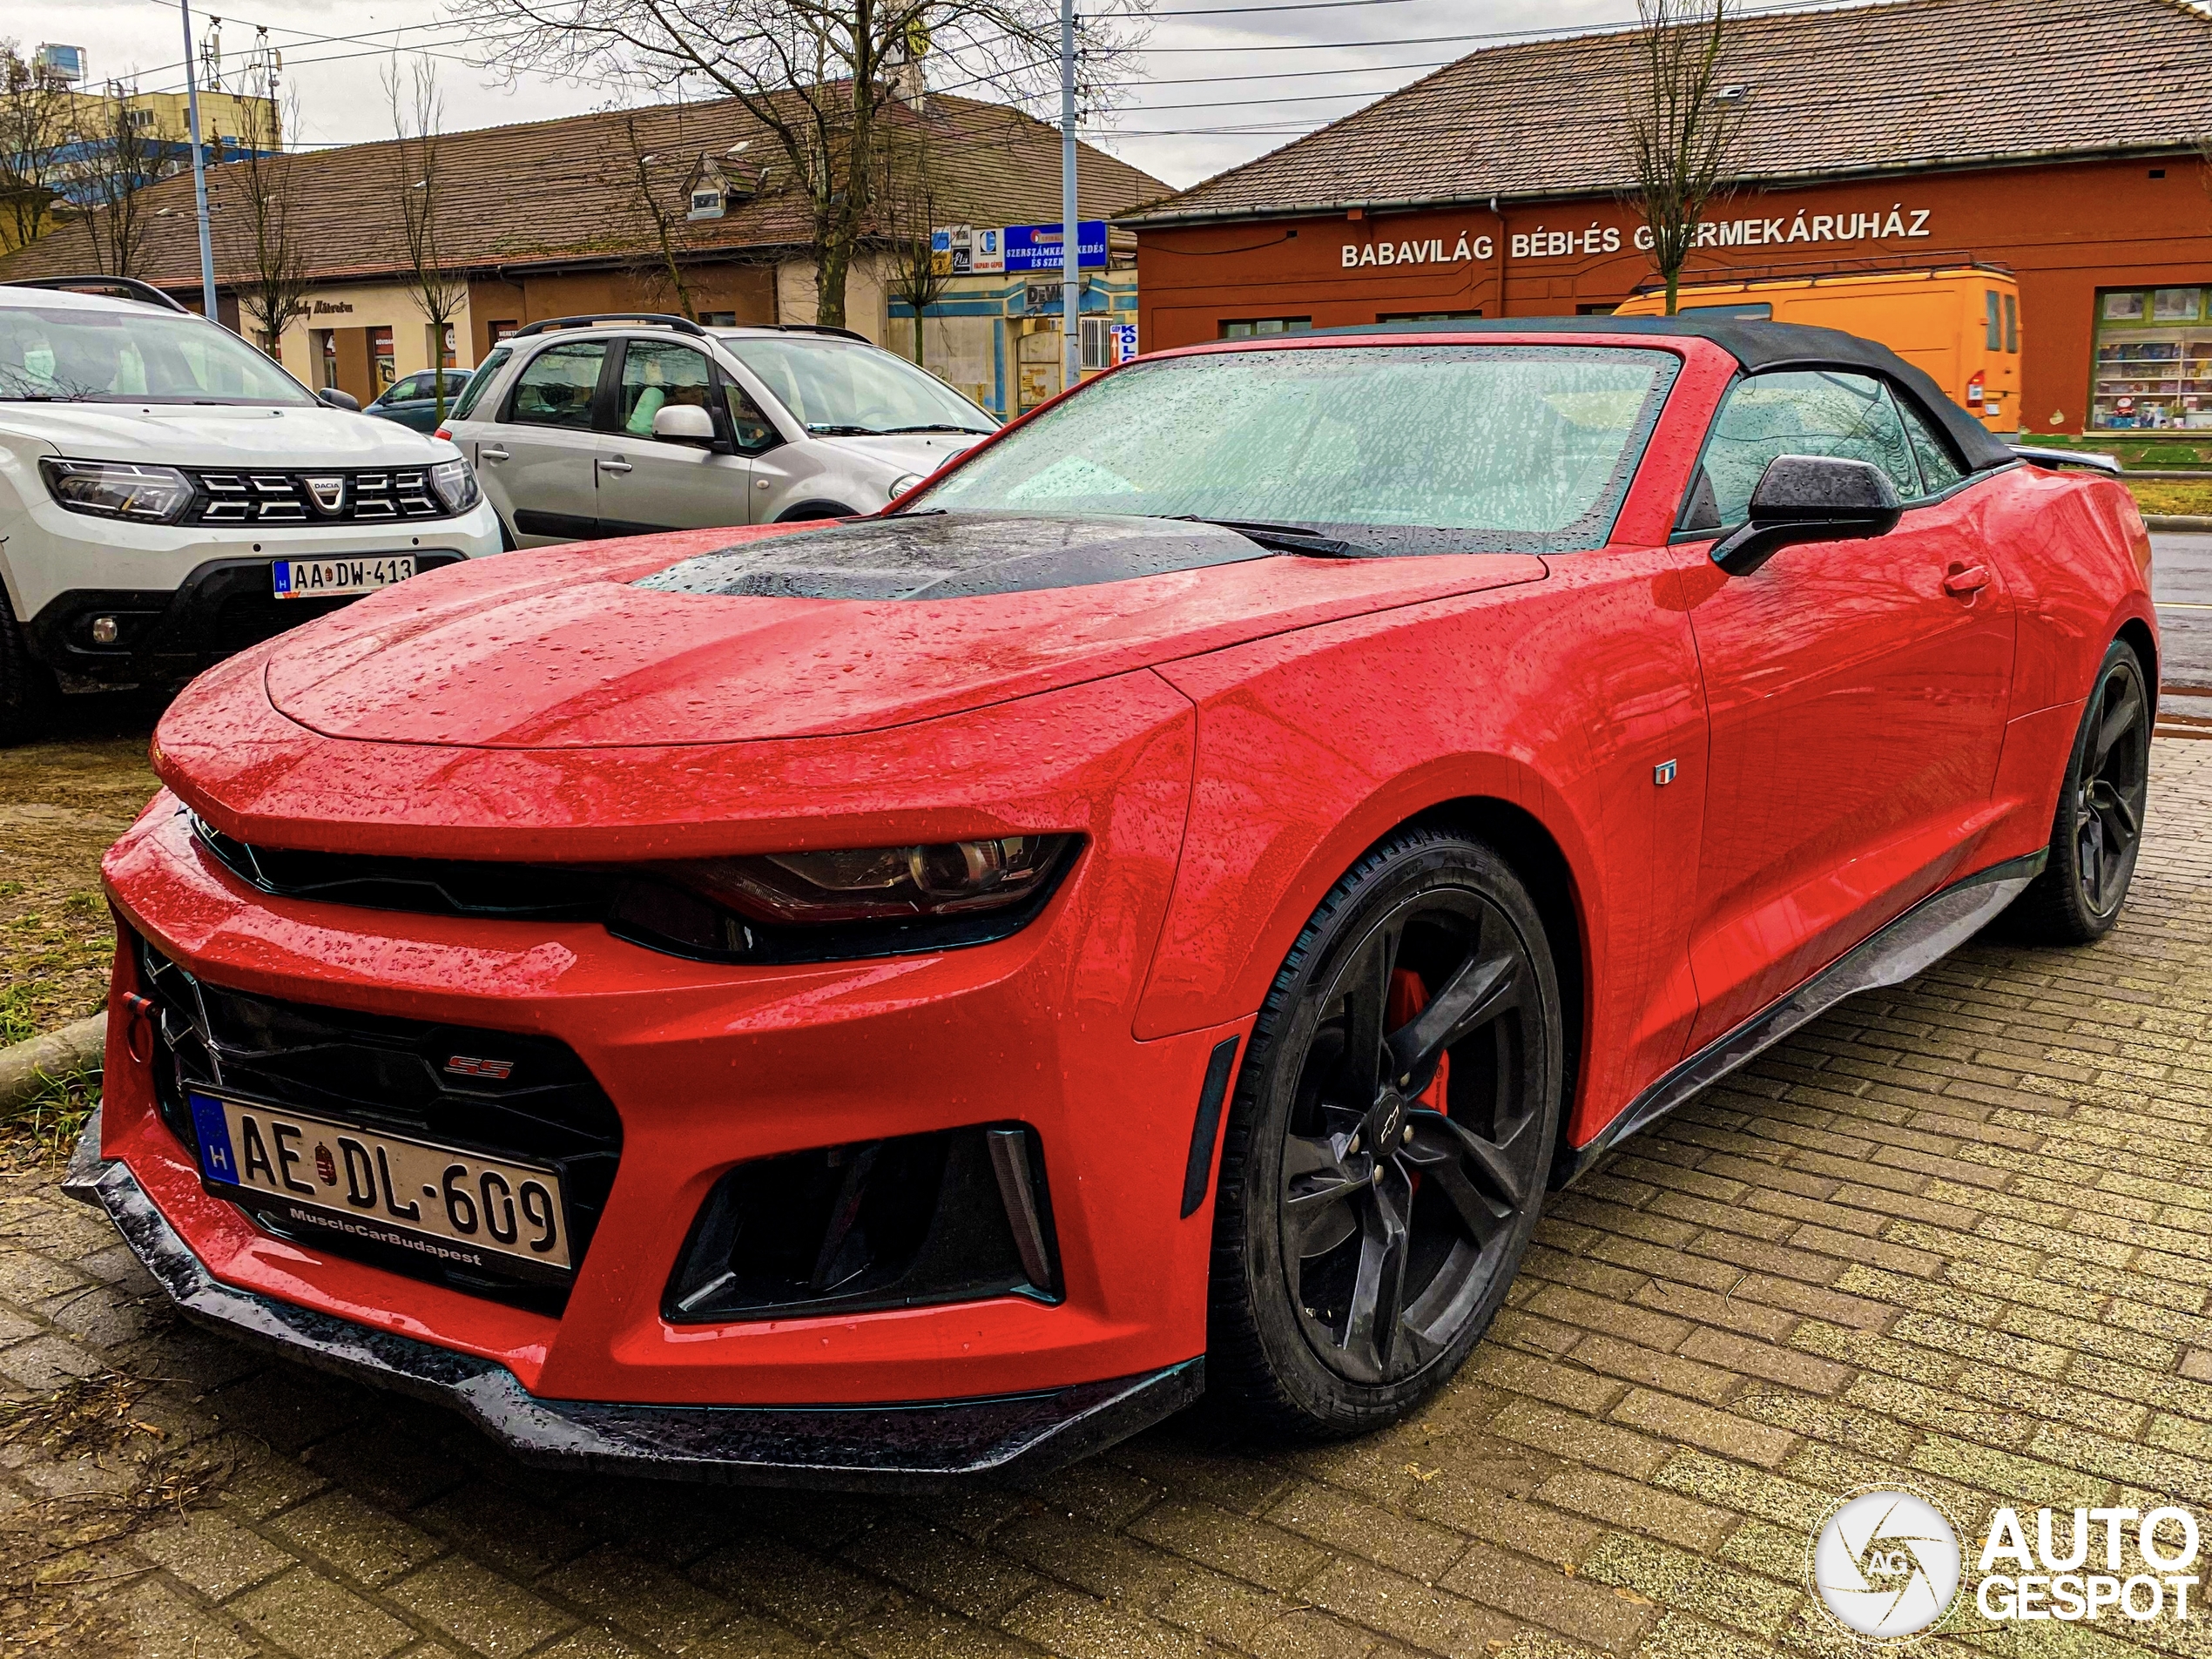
[1399,795,1589,1175]
[2116,614,2158,710]
[774,499,860,523]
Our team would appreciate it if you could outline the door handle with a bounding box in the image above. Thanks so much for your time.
[479,447,509,462]
[598,458,633,475]
[1942,563,1991,597]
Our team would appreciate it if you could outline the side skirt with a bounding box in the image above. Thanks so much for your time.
[1558,850,2046,1184]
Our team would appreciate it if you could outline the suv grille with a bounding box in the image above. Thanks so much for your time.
[189,469,450,524]
[131,929,621,1312]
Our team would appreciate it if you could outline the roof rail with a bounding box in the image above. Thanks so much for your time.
[765,322,870,344]
[511,313,707,339]
[4,274,192,314]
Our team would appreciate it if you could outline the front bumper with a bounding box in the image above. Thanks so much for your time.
[65,1111,1202,1489]
[28,550,475,688]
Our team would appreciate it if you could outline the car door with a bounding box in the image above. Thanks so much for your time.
[1673,369,2014,1051]
[478,339,612,545]
[592,337,754,534]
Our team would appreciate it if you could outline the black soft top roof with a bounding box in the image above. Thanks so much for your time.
[1307,315,2013,472]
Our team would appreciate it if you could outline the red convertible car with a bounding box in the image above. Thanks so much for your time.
[71,317,2154,1487]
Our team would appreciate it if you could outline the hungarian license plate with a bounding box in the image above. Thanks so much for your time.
[271,555,417,599]
[188,1090,571,1276]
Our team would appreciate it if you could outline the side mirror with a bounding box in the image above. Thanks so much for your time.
[317,387,361,412]
[651,404,717,446]
[1710,454,1903,577]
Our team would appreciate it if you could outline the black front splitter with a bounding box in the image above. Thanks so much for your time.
[63,1113,1203,1492]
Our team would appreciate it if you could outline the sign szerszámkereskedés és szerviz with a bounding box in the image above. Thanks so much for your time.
[934,222,1108,278]
[1340,205,1940,269]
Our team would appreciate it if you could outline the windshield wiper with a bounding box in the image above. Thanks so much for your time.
[878,423,995,435]
[1167,516,1376,559]
[806,423,884,436]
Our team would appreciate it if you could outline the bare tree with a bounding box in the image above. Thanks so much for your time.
[1622,0,1743,315]
[79,81,159,279]
[228,91,311,361]
[0,44,70,251]
[877,115,951,364]
[385,60,469,423]
[611,105,702,320]
[450,0,1136,330]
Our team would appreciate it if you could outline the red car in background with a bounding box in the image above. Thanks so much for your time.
[71,317,2154,1487]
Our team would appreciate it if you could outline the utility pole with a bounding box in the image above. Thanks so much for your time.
[1059,0,1079,394]
[180,0,219,322]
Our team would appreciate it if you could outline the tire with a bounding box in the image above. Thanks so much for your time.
[0,585,55,748]
[2006,638,2151,945]
[1206,825,1564,1439]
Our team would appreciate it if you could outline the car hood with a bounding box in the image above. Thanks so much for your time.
[0,401,455,467]
[811,430,990,479]
[250,513,1548,748]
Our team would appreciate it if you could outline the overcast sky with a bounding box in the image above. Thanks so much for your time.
[17,0,1665,193]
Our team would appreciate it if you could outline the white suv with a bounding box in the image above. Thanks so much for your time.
[0,278,502,741]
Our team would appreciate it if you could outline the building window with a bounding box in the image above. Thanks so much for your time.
[313,329,336,389]
[489,320,519,343]
[439,323,457,369]
[370,325,395,388]
[1220,317,1312,339]
[2091,287,2209,429]
[1080,316,1112,370]
[700,311,737,327]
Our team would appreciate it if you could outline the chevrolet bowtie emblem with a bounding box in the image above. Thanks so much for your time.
[305,475,346,512]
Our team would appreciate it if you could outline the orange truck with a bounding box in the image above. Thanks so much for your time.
[1614,262,2022,434]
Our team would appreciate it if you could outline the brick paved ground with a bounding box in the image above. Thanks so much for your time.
[5,738,2212,1659]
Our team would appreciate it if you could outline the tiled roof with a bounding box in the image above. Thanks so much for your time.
[0,90,1170,287]
[1127,0,2212,224]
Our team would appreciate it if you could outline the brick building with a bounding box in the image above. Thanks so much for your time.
[1123,0,2212,436]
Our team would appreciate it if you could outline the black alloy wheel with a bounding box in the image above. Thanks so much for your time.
[1209,827,1561,1436]
[2008,639,2152,945]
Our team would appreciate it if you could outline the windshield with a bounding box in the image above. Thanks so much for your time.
[910,344,1679,553]
[718,334,995,436]
[0,304,315,405]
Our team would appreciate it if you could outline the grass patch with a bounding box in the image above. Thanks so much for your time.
[2128,479,2212,518]
[0,1073,99,1174]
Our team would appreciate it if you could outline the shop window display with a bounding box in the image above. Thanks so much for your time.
[2092,287,2211,429]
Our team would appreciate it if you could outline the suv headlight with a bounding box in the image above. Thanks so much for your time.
[39,459,194,523]
[428,456,480,513]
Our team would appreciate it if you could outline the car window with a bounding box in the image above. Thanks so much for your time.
[912,344,1679,553]
[723,381,780,453]
[718,334,993,435]
[449,347,509,421]
[616,341,714,436]
[1895,397,1965,496]
[0,302,314,406]
[506,341,606,429]
[1702,370,1920,524]
[389,373,430,402]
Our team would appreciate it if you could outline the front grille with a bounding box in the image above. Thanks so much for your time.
[189,469,452,524]
[131,929,621,1312]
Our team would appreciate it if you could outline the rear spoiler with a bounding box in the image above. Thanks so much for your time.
[2012,445,2122,476]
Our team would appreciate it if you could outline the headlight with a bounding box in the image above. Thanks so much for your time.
[428,456,480,513]
[887,472,926,501]
[606,835,1078,961]
[39,459,194,523]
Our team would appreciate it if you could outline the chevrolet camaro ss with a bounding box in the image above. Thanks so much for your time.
[68,317,2155,1487]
